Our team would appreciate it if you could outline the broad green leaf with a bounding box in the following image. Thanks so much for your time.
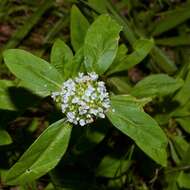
[165,171,180,190]
[151,3,190,36]
[0,82,42,110]
[177,172,190,188]
[96,156,130,178]
[18,181,37,190]
[96,145,134,179]
[106,44,128,75]
[156,35,190,46]
[73,122,107,154]
[173,72,190,106]
[150,46,177,74]
[50,39,73,78]
[44,183,54,190]
[70,47,85,77]
[107,39,154,75]
[170,105,190,118]
[171,135,189,159]
[84,14,122,74]
[131,74,183,98]
[154,114,170,126]
[108,177,128,190]
[4,119,72,185]
[105,0,136,45]
[176,48,190,79]
[88,0,107,13]
[0,129,12,146]
[3,49,63,96]
[71,5,90,51]
[124,39,154,69]
[181,146,190,165]
[107,95,168,166]
[0,80,15,110]
[110,95,151,111]
[176,117,190,134]
[107,76,131,94]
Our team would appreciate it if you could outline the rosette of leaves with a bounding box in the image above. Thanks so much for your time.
[2,11,183,186]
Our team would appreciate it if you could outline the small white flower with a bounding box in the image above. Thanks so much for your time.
[51,72,111,126]
[51,91,60,100]
[79,106,88,115]
[67,112,75,120]
[89,108,98,115]
[98,107,103,112]
[88,72,98,81]
[102,102,111,109]
[82,75,91,82]
[85,85,95,96]
[99,113,105,118]
[82,95,90,102]
[91,92,97,100]
[79,119,86,126]
[72,97,80,104]
[61,104,68,112]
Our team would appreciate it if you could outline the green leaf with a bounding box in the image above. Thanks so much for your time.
[176,117,190,134]
[181,146,190,165]
[150,46,177,74]
[151,3,190,36]
[106,44,128,75]
[88,0,107,13]
[73,122,107,154]
[110,95,151,111]
[4,119,72,185]
[3,49,63,96]
[170,102,190,117]
[131,74,183,98]
[173,72,190,106]
[155,35,190,46]
[71,5,90,51]
[107,39,154,75]
[44,183,54,190]
[0,83,42,110]
[0,80,15,110]
[84,14,122,74]
[177,172,190,188]
[124,39,154,69]
[96,155,130,178]
[107,76,131,94]
[50,39,73,78]
[96,145,134,179]
[171,135,189,159]
[70,47,85,77]
[0,129,12,146]
[107,95,168,166]
[165,171,179,190]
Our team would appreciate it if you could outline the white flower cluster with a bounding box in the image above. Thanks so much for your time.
[51,72,111,126]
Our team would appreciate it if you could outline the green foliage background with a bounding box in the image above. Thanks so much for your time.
[1,0,190,189]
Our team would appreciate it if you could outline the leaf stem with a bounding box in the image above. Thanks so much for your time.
[166,165,190,173]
